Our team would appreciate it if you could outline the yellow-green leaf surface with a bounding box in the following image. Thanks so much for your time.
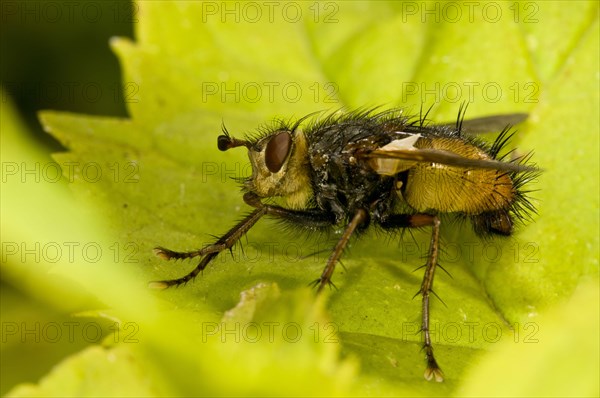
[4,1,599,396]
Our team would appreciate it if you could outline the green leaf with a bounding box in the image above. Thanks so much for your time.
[6,345,159,397]
[6,1,599,396]
[457,280,600,397]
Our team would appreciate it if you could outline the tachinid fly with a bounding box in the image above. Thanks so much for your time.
[152,107,539,381]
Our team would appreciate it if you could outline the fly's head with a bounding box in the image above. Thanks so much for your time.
[217,124,313,209]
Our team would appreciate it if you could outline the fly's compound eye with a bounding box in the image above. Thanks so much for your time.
[264,131,292,173]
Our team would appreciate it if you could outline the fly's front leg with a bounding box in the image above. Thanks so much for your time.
[152,192,336,289]
[150,207,267,289]
[248,192,354,293]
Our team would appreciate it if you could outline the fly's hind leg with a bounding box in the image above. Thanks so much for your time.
[380,213,444,382]
[419,215,444,382]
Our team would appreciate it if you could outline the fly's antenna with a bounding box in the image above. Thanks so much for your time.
[218,122,251,151]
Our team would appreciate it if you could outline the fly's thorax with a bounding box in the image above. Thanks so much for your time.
[402,137,515,214]
[245,129,313,209]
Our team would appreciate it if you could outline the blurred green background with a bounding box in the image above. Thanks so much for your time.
[1,1,133,393]
[1,0,133,148]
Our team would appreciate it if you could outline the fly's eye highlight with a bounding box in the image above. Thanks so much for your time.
[264,131,292,173]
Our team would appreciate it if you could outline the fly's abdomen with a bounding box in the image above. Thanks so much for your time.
[402,137,515,215]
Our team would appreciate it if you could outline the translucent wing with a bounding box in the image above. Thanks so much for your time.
[364,147,535,174]
[436,113,529,135]
[363,132,537,176]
